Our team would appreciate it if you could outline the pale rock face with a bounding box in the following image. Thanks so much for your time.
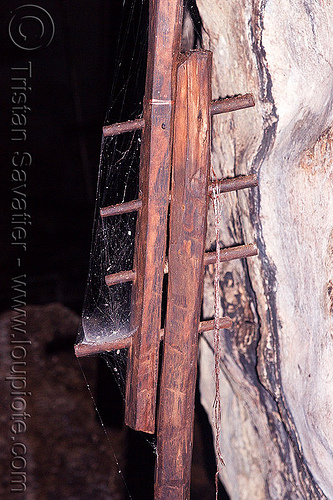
[197,0,333,498]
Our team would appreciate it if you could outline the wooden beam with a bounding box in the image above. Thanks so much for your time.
[155,50,213,498]
[74,317,232,357]
[124,0,184,433]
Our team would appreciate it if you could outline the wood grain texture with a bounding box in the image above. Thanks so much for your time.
[100,199,142,217]
[196,0,333,498]
[74,318,233,357]
[124,0,184,433]
[155,50,212,499]
[103,118,144,136]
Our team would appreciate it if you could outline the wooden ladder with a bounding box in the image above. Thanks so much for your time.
[75,0,257,496]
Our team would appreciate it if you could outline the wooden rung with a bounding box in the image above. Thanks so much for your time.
[103,118,145,137]
[100,174,257,218]
[204,243,258,265]
[74,316,233,357]
[209,174,258,194]
[75,335,133,357]
[199,317,233,332]
[102,94,254,139]
[210,93,255,115]
[105,270,136,286]
[104,244,257,287]
[100,199,142,217]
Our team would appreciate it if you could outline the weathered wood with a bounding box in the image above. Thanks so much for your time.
[210,93,255,115]
[102,244,257,288]
[75,317,232,357]
[197,0,333,498]
[102,93,254,139]
[199,317,232,332]
[103,118,145,136]
[100,199,142,217]
[208,174,258,194]
[124,0,184,433]
[104,270,136,286]
[155,50,212,499]
[74,336,133,357]
[204,243,258,265]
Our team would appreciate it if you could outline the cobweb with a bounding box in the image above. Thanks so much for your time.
[77,0,148,370]
[81,132,140,346]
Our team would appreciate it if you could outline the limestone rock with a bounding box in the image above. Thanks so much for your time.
[197,1,333,498]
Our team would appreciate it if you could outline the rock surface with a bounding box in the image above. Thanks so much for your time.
[197,1,333,498]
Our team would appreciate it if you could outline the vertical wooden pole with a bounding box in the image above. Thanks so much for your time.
[155,50,212,499]
[125,0,184,433]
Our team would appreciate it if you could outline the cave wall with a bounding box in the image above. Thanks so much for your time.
[197,1,333,498]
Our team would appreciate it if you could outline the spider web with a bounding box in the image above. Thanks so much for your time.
[78,0,148,357]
